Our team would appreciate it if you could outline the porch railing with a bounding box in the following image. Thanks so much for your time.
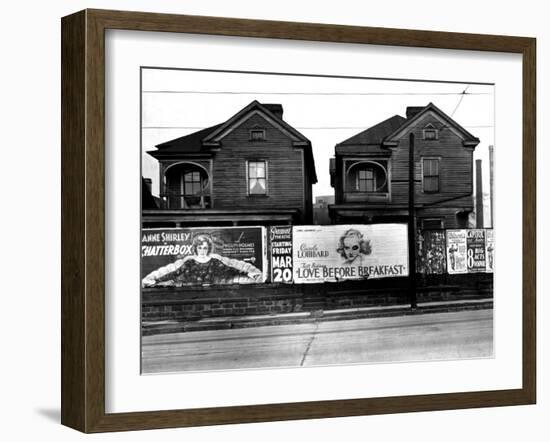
[343,191,390,203]
[160,192,212,209]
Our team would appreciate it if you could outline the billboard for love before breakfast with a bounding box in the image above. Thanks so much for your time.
[292,224,409,283]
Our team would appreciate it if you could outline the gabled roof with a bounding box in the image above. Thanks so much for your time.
[334,103,480,156]
[338,115,407,146]
[335,115,406,154]
[150,124,222,156]
[148,100,317,183]
[201,100,309,147]
[383,102,480,147]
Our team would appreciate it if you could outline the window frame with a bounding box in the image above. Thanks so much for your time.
[420,217,444,230]
[249,129,266,141]
[344,159,389,195]
[246,159,269,196]
[422,157,440,193]
[182,170,203,196]
[422,123,439,140]
[357,168,376,192]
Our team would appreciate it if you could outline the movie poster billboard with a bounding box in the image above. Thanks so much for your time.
[446,230,468,274]
[417,230,447,274]
[466,229,487,273]
[485,229,494,273]
[141,227,267,287]
[270,226,293,283]
[292,224,408,283]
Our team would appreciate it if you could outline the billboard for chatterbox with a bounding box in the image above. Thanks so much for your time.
[141,227,267,287]
[292,224,409,283]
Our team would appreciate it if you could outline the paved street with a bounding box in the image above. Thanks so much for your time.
[141,309,493,374]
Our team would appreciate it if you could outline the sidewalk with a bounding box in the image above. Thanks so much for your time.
[142,297,493,335]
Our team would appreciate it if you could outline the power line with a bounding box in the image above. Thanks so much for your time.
[450,85,471,117]
[143,124,493,130]
[142,90,491,96]
[142,66,494,86]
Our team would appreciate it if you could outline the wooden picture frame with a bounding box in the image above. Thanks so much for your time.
[61,8,536,433]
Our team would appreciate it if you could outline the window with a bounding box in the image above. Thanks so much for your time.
[423,124,438,140]
[163,162,211,209]
[423,158,439,192]
[357,168,375,192]
[345,161,389,194]
[423,129,438,140]
[183,171,202,196]
[250,129,266,141]
[248,160,267,195]
[421,218,444,230]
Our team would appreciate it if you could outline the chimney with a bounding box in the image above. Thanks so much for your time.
[263,103,284,120]
[406,106,424,119]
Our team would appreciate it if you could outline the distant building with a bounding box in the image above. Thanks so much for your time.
[144,101,317,227]
[329,103,480,229]
[313,195,335,225]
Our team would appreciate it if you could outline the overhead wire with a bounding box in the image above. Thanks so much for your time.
[142,90,490,96]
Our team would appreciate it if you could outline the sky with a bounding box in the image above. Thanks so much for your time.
[141,68,494,218]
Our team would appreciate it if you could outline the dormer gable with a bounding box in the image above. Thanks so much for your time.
[382,102,480,149]
[202,100,309,148]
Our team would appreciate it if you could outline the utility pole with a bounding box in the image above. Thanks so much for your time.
[408,133,417,309]
[489,145,494,228]
[475,159,484,228]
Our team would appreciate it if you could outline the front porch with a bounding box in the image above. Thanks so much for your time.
[142,208,301,228]
[328,204,409,224]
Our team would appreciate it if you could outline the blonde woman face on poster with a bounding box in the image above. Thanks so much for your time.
[343,236,361,261]
[337,229,372,264]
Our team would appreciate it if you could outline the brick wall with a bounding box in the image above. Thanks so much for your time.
[142,274,493,324]
[142,284,304,322]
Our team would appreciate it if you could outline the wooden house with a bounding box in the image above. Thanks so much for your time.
[329,103,480,229]
[144,101,317,226]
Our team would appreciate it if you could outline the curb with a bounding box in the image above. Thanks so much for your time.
[142,298,493,335]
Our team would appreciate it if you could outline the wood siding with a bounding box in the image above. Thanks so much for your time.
[211,113,306,219]
[389,113,474,207]
[416,207,471,229]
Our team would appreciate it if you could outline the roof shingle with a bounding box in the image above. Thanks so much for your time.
[337,115,406,146]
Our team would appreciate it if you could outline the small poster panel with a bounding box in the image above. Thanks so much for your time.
[418,230,447,274]
[446,230,468,274]
[270,226,294,283]
[292,224,409,283]
[485,229,494,273]
[141,227,267,286]
[466,229,487,273]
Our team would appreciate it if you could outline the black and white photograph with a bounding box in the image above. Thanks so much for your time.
[140,67,494,374]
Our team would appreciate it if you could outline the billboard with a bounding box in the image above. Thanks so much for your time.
[446,230,468,274]
[270,226,293,283]
[466,229,487,273]
[292,224,409,283]
[417,230,447,274]
[485,229,494,273]
[141,227,267,287]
